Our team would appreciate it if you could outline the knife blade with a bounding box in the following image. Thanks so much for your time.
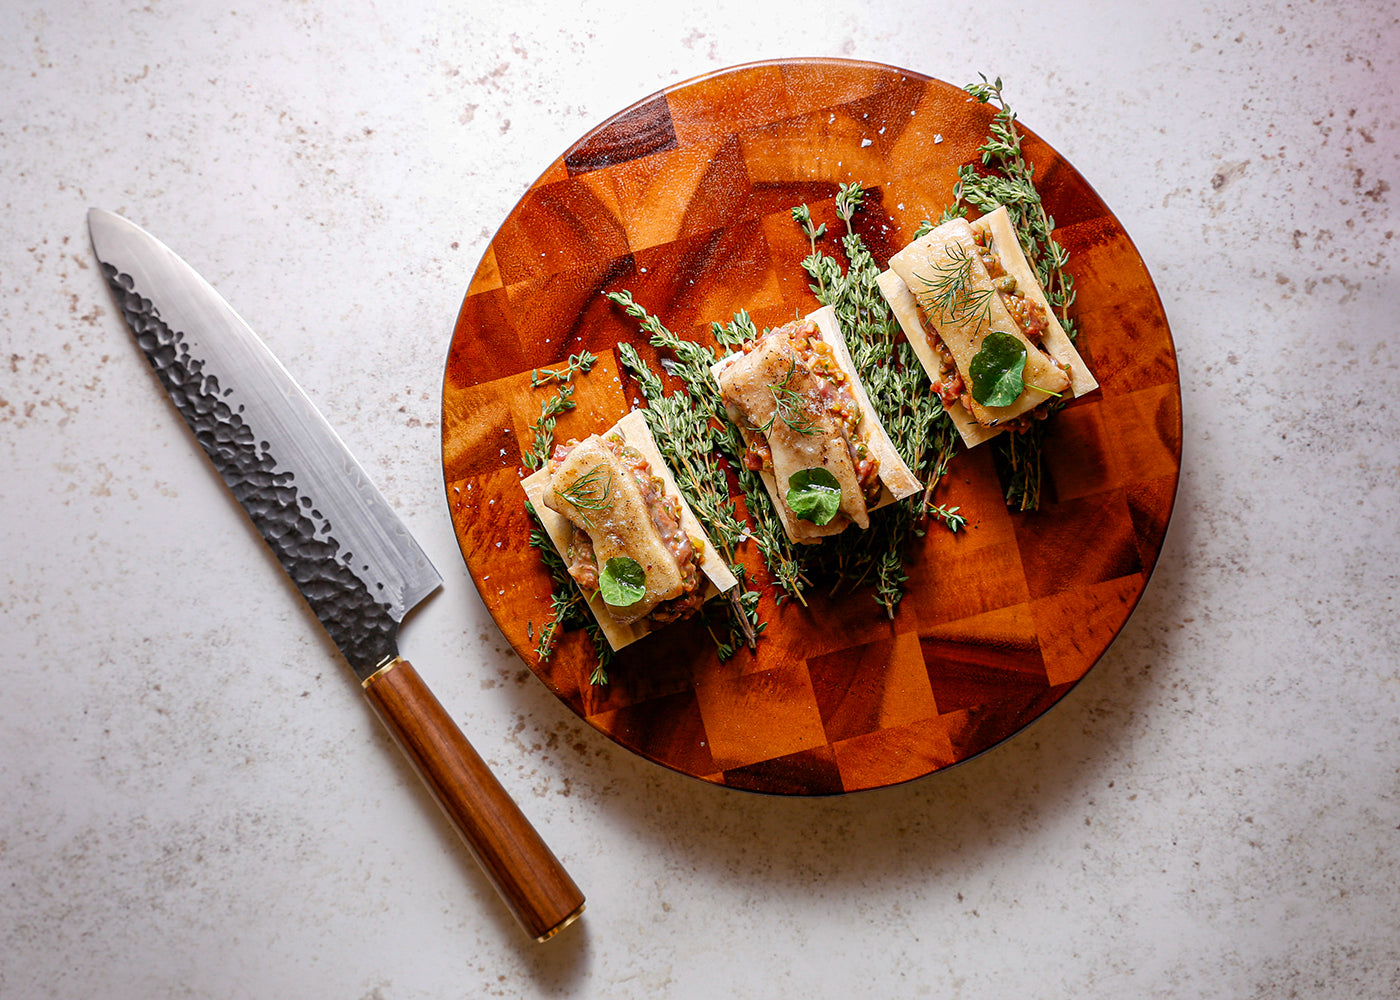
[88,208,584,942]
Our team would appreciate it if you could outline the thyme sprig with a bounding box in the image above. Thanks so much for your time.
[523,389,576,470]
[531,349,599,387]
[627,296,812,605]
[789,182,962,616]
[958,76,1060,511]
[959,76,1077,340]
[712,309,758,350]
[522,350,599,470]
[793,204,838,303]
[613,328,807,606]
[626,352,767,653]
[522,351,611,679]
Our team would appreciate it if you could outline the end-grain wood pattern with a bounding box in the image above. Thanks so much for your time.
[441,59,1181,795]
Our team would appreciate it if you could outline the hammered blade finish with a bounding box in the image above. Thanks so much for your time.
[91,210,441,676]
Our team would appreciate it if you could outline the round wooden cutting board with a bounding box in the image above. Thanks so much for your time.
[441,58,1181,795]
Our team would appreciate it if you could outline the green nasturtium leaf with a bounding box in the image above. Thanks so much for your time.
[968,331,1028,407]
[786,467,842,525]
[599,556,647,607]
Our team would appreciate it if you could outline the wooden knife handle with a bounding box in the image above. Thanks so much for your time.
[360,657,585,941]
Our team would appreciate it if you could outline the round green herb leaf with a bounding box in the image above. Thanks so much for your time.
[786,467,842,525]
[968,331,1028,407]
[598,556,647,607]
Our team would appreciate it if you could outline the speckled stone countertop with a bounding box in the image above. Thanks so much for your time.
[2,2,1397,997]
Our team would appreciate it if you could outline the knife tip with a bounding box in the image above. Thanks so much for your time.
[86,208,134,249]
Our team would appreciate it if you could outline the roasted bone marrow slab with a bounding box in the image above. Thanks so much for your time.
[711,306,921,544]
[521,409,737,650]
[879,205,1097,447]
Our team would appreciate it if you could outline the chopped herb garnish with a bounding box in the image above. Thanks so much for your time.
[917,241,995,327]
[760,356,820,438]
[556,464,611,527]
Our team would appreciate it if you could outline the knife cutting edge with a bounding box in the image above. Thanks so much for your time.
[88,208,584,942]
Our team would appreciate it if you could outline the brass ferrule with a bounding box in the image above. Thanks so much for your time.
[361,655,404,689]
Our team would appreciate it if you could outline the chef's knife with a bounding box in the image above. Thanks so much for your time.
[88,208,584,942]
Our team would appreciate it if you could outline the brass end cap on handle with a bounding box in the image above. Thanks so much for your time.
[535,900,586,943]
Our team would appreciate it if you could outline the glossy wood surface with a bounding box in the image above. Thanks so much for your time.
[362,659,585,940]
[441,59,1182,795]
